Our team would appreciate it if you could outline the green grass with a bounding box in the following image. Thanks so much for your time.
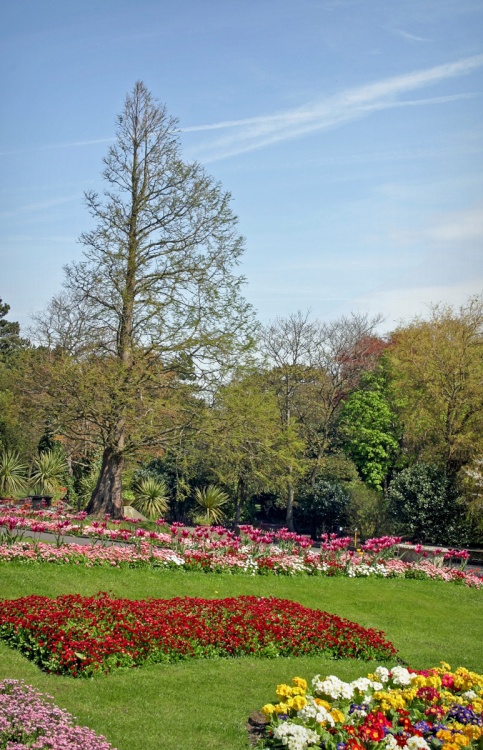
[0,563,482,750]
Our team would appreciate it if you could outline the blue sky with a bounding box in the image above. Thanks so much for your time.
[1,0,482,333]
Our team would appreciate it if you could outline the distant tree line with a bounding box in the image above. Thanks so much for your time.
[2,291,482,546]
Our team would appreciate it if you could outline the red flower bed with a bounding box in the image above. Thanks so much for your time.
[0,593,397,676]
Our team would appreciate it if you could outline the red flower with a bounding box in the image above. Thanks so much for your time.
[0,593,396,677]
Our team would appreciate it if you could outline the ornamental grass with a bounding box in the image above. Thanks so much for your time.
[0,593,397,677]
[258,664,483,750]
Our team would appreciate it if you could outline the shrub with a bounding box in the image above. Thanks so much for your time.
[388,463,468,545]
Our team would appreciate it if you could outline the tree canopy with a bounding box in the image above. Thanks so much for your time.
[387,295,483,476]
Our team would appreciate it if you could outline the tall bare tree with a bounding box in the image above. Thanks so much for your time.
[34,82,254,517]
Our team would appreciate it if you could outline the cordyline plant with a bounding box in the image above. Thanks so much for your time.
[0,593,397,677]
[131,476,169,520]
[0,449,28,496]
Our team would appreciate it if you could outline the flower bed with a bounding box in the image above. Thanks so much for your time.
[0,679,116,750]
[0,593,397,677]
[258,664,483,750]
[0,507,481,588]
[0,539,481,588]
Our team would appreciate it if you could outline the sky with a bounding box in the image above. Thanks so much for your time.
[1,0,482,334]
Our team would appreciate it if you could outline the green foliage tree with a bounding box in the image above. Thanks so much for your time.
[388,295,483,477]
[458,458,483,539]
[77,456,103,509]
[295,479,350,538]
[204,371,304,528]
[0,302,36,455]
[338,370,400,489]
[346,482,391,539]
[32,82,254,518]
[0,300,28,360]
[388,463,468,545]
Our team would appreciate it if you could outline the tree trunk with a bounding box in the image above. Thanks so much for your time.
[86,445,124,519]
[285,480,295,531]
[232,477,246,532]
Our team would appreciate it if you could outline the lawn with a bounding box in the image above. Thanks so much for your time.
[0,563,482,750]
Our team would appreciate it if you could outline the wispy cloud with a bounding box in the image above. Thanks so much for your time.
[354,280,483,328]
[391,203,483,247]
[184,54,483,162]
[392,29,432,43]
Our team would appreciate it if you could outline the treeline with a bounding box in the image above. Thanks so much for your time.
[1,295,482,546]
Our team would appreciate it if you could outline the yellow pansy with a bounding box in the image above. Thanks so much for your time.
[315,699,331,709]
[275,702,290,714]
[293,677,308,691]
[437,730,454,742]
[413,676,427,688]
[374,691,406,710]
[262,703,277,715]
[276,684,293,698]
[291,686,306,696]
[292,695,308,711]
[462,726,483,741]
[402,688,418,701]
[441,690,461,705]
[330,709,345,723]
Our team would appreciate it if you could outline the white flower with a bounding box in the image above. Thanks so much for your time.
[390,666,412,686]
[375,667,390,683]
[462,690,477,700]
[351,677,372,693]
[273,721,319,750]
[384,735,398,750]
[297,697,334,725]
[312,675,354,700]
[406,736,430,750]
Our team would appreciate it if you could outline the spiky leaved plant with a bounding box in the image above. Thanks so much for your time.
[132,477,169,520]
[0,449,28,497]
[194,485,229,525]
[29,450,68,495]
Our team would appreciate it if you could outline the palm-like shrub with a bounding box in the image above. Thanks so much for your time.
[0,449,28,496]
[194,485,229,525]
[30,450,68,495]
[132,477,169,520]
[78,460,102,508]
